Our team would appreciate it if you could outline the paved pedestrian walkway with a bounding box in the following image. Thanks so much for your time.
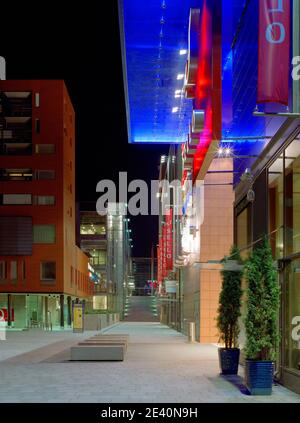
[0,322,300,403]
[124,296,159,322]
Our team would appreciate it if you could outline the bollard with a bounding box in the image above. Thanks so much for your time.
[188,321,196,343]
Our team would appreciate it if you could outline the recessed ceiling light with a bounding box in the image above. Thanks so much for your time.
[179,49,187,55]
[177,74,184,80]
[172,107,179,113]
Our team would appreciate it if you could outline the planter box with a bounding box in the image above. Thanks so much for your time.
[245,360,274,395]
[218,348,240,375]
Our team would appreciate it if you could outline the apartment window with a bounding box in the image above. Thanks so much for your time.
[35,144,55,154]
[0,168,32,181]
[35,170,55,180]
[3,143,32,156]
[0,130,13,140]
[33,225,56,244]
[34,196,55,205]
[35,93,40,107]
[71,266,74,286]
[2,194,32,205]
[0,261,7,280]
[35,119,40,134]
[10,261,17,280]
[41,262,56,281]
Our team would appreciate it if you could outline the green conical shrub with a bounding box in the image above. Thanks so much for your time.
[217,246,243,349]
[244,237,280,361]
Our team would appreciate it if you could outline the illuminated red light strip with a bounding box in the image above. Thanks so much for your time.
[193,0,213,180]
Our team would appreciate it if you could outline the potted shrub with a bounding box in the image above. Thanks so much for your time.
[244,237,280,395]
[217,246,243,375]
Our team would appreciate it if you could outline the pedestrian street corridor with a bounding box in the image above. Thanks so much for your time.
[0,296,299,403]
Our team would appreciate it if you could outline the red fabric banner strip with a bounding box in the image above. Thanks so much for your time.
[165,208,173,271]
[258,0,290,105]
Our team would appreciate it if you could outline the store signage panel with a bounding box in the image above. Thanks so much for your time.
[258,0,290,105]
[165,280,177,294]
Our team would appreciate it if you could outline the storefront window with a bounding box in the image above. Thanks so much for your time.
[80,224,106,235]
[268,155,284,259]
[236,207,250,260]
[89,249,106,266]
[285,259,300,374]
[285,140,300,256]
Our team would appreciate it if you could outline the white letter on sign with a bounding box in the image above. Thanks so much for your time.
[266,23,286,44]
[0,57,6,80]
[269,0,284,12]
[291,316,300,342]
[292,56,300,81]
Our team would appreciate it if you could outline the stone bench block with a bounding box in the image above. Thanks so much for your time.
[70,345,124,361]
[79,340,128,350]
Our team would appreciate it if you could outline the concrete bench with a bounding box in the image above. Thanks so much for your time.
[78,340,128,350]
[91,336,129,344]
[91,334,129,340]
[70,345,125,361]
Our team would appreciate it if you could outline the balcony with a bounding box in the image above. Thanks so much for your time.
[0,92,32,156]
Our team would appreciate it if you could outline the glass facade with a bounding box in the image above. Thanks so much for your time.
[285,140,300,256]
[268,155,284,259]
[235,134,300,392]
[80,223,106,235]
[285,260,300,374]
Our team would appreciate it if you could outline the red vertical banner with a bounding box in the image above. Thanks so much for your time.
[258,0,290,105]
[162,224,167,278]
[165,208,173,270]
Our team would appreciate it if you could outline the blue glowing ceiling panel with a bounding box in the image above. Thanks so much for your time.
[119,0,200,144]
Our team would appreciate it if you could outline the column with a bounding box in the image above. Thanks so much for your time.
[44,296,49,330]
[67,296,72,326]
[7,294,11,327]
[59,294,64,328]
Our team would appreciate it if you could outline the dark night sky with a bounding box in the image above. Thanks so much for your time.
[1,1,169,257]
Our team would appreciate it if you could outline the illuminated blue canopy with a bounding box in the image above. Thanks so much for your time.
[119,0,199,144]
